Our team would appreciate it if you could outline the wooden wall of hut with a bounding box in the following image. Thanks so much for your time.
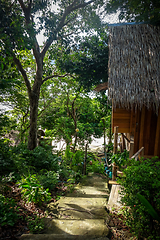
[112,107,160,158]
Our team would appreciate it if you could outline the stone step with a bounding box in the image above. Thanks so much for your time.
[47,197,109,220]
[20,234,110,240]
[43,218,109,236]
[20,219,110,240]
[63,186,109,199]
[45,218,108,236]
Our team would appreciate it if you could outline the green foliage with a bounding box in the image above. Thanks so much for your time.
[0,139,16,175]
[86,159,104,174]
[38,171,60,191]
[111,150,129,169]
[0,0,106,150]
[26,215,45,233]
[0,194,18,227]
[18,174,51,206]
[55,33,109,90]
[105,0,160,25]
[119,157,160,238]
[39,82,105,149]
[0,141,60,177]
[137,193,160,223]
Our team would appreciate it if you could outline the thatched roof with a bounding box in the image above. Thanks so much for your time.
[108,23,160,112]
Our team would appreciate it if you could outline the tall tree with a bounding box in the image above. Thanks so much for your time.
[105,0,160,25]
[0,0,105,150]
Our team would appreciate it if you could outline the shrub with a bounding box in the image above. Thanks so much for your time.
[38,171,59,191]
[111,149,129,169]
[0,194,18,226]
[86,153,104,174]
[26,215,44,233]
[18,174,51,206]
[0,139,16,175]
[119,157,160,239]
[12,143,60,172]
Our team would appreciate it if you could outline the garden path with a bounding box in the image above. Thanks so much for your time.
[20,173,110,240]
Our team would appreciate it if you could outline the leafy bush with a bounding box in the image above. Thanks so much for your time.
[86,153,104,174]
[26,215,44,233]
[18,174,51,206]
[12,143,60,172]
[0,142,60,177]
[119,157,160,239]
[0,139,16,175]
[111,150,129,169]
[38,171,59,191]
[0,194,18,226]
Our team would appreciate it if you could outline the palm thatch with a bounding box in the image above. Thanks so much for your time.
[108,24,160,113]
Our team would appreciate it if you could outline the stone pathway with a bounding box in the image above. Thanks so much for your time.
[20,173,110,240]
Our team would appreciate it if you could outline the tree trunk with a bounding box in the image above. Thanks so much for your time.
[27,76,42,150]
[83,141,88,175]
[102,118,107,162]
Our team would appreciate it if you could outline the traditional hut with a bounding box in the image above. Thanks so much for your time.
[99,23,160,158]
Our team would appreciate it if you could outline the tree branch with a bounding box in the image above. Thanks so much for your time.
[18,0,32,23]
[38,98,55,117]
[18,0,41,65]
[42,73,69,84]
[41,0,94,59]
[12,53,31,94]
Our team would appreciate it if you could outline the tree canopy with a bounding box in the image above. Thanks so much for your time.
[0,0,107,150]
[54,32,109,90]
[105,0,160,25]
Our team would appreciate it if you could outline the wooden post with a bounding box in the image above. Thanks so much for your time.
[112,162,117,181]
[114,126,119,154]
[129,135,134,158]
[112,126,119,180]
[121,133,126,152]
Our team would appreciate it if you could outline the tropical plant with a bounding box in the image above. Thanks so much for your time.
[18,174,51,205]
[137,193,160,223]
[119,157,160,239]
[26,215,45,233]
[111,150,129,169]
[0,194,19,227]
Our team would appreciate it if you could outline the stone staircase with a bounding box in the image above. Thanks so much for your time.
[20,174,110,240]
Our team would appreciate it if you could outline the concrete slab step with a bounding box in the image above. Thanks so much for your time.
[43,218,109,236]
[67,186,109,197]
[19,234,110,240]
[47,197,109,220]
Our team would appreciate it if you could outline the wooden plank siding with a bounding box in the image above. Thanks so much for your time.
[134,109,141,154]
[139,107,145,150]
[112,108,131,133]
[112,106,160,158]
[154,108,160,157]
[144,109,152,155]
